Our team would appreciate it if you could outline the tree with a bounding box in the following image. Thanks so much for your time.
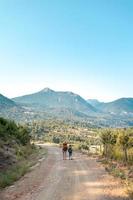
[118,129,133,162]
[18,126,31,145]
[118,129,130,162]
[100,129,117,158]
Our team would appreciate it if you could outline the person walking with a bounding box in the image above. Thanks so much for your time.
[62,142,68,160]
[68,144,73,160]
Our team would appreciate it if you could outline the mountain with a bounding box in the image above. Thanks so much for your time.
[0,94,32,122]
[13,88,97,117]
[87,99,103,107]
[98,98,133,114]
[0,94,16,109]
[87,98,133,115]
[0,90,133,127]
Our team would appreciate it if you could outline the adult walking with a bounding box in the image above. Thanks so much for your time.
[62,142,68,160]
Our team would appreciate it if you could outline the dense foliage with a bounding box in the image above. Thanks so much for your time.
[101,128,133,163]
[0,117,30,145]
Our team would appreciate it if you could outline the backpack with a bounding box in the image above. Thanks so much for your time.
[63,143,67,151]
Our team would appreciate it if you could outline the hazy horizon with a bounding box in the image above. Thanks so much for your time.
[1,86,133,103]
[0,1,133,102]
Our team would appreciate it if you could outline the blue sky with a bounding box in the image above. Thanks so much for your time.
[0,0,133,101]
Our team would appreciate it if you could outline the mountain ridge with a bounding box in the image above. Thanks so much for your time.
[13,88,97,115]
[88,97,133,114]
[0,89,133,127]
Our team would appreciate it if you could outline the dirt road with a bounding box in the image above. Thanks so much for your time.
[0,144,130,200]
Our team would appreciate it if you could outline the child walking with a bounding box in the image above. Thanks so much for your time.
[68,145,73,160]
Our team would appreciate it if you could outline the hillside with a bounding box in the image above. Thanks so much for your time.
[87,99,102,107]
[88,98,133,114]
[98,98,133,114]
[0,94,29,122]
[0,117,30,187]
[0,117,46,189]
[0,94,16,109]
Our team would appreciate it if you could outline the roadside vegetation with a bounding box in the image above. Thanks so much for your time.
[0,117,46,188]
[100,128,133,198]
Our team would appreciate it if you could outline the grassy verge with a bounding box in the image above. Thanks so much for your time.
[0,145,47,189]
[100,159,133,198]
[0,162,29,188]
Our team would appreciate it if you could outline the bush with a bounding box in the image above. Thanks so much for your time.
[0,117,30,145]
